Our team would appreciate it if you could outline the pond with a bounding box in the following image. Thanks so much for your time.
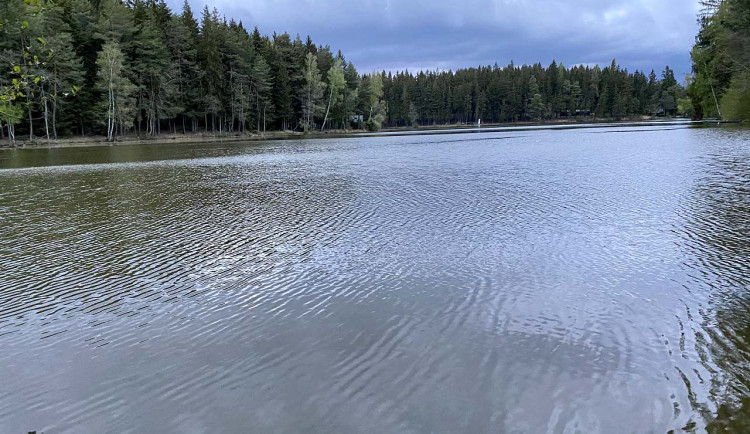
[1,123,749,433]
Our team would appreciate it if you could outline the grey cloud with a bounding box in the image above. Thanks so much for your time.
[168,0,700,76]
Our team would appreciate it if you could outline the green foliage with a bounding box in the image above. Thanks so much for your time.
[0,100,23,124]
[300,52,325,131]
[327,59,346,106]
[690,0,750,120]
[677,97,695,118]
[720,74,750,121]
[321,57,345,129]
[365,117,382,132]
[272,57,294,130]
[408,102,419,126]
[526,76,545,120]
[367,72,383,114]
[363,72,386,129]
[251,56,273,132]
[96,40,136,140]
[0,0,686,141]
[378,61,680,127]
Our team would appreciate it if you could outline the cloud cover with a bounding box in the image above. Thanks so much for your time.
[167,0,701,76]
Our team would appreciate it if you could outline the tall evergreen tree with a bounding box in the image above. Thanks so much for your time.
[527,76,545,120]
[43,2,84,139]
[166,0,201,133]
[250,56,273,133]
[272,56,294,131]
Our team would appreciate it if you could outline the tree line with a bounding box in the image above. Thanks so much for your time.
[1,0,685,144]
[689,0,750,121]
[381,61,686,127]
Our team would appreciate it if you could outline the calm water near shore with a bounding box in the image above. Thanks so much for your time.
[1,123,749,433]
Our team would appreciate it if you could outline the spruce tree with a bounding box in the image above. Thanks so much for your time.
[527,76,545,120]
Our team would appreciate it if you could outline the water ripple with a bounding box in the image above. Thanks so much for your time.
[0,125,749,433]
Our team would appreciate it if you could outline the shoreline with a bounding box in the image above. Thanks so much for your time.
[0,117,714,150]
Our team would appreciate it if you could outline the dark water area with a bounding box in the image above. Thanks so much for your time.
[0,124,748,433]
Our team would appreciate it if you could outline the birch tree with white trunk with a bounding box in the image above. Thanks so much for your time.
[321,58,345,130]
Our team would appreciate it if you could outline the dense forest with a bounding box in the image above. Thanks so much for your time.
[690,0,750,121]
[380,62,686,127]
[0,0,686,144]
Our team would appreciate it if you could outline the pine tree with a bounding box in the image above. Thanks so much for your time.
[127,0,172,136]
[527,76,545,120]
[43,2,85,139]
[250,57,273,133]
[166,0,201,133]
[272,57,294,131]
[225,20,252,133]
[198,7,225,133]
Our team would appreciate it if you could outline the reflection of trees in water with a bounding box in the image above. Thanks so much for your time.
[678,147,750,432]
[0,160,357,323]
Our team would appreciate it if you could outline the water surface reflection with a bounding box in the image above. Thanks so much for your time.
[0,124,749,433]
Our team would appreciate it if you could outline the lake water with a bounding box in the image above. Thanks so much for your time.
[1,124,749,433]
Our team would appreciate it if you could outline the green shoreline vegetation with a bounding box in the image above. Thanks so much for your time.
[0,116,691,150]
[689,0,750,122]
[1,0,693,147]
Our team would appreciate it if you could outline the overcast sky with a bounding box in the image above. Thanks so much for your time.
[167,0,701,78]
